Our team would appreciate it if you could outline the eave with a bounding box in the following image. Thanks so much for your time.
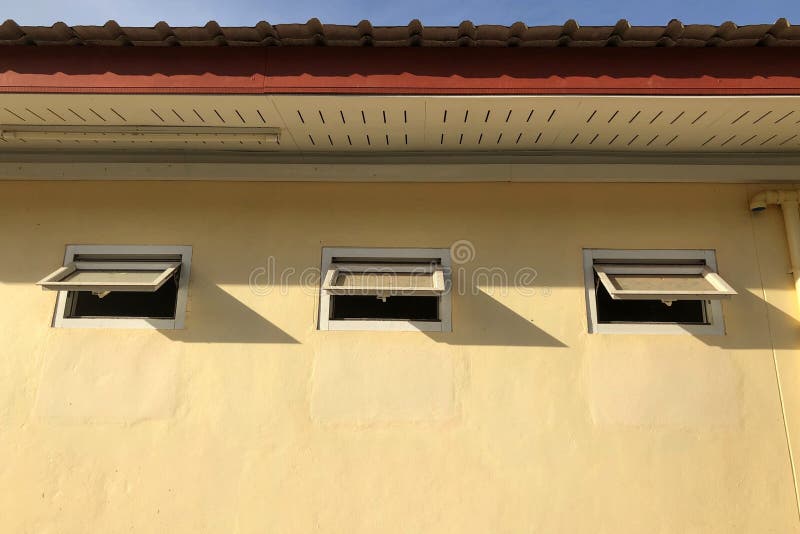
[2,93,800,153]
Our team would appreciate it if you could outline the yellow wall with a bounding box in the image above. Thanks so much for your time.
[2,180,800,533]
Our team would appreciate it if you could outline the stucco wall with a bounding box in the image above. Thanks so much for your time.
[1,180,800,533]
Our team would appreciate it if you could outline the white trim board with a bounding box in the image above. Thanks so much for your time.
[2,160,800,183]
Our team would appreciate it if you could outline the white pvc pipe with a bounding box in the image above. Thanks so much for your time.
[750,190,800,316]
[781,201,800,316]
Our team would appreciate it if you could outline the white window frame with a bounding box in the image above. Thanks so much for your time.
[50,245,192,330]
[321,262,446,296]
[583,249,728,335]
[318,247,452,332]
[38,261,181,293]
[593,263,736,301]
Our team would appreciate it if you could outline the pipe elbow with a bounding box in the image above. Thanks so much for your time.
[749,190,800,212]
[750,191,769,212]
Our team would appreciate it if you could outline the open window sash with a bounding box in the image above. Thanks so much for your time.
[594,263,736,301]
[322,262,445,297]
[37,261,180,294]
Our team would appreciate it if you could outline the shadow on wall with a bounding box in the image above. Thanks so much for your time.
[109,282,800,349]
[423,288,800,350]
[4,245,797,349]
[22,274,800,349]
[162,277,299,345]
[160,278,568,347]
[699,288,800,350]
[426,290,567,348]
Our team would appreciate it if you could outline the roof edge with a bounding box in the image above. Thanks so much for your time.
[1,18,798,48]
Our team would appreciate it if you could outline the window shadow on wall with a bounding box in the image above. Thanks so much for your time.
[698,289,800,350]
[426,290,567,348]
[161,280,299,344]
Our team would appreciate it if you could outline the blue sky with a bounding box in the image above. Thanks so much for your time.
[5,0,799,26]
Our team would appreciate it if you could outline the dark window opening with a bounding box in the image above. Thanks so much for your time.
[595,274,707,324]
[330,295,439,321]
[66,277,178,319]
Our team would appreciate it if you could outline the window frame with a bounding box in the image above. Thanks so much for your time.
[37,261,181,293]
[593,263,737,301]
[321,262,446,296]
[318,247,452,332]
[50,245,192,330]
[583,249,728,335]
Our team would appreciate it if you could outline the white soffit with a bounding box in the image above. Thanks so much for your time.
[1,94,800,154]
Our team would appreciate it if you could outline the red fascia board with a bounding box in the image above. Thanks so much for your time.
[0,47,267,93]
[1,47,799,95]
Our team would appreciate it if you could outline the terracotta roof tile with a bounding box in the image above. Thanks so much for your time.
[1,18,799,47]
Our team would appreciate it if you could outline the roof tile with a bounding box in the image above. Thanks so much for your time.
[1,19,798,47]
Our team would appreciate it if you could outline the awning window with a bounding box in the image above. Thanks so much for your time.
[322,262,445,296]
[594,263,736,301]
[37,261,181,295]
